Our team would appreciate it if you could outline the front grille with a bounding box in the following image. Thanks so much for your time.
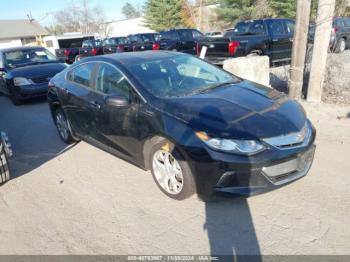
[31,76,51,84]
[263,121,312,150]
[262,147,315,186]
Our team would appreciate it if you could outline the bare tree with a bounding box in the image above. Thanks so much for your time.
[52,0,106,34]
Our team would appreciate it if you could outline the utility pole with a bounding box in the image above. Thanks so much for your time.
[288,0,312,100]
[198,0,203,32]
[307,0,336,102]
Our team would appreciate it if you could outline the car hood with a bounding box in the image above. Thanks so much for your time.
[160,81,307,139]
[9,63,67,78]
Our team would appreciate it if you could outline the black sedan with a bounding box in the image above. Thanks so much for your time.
[0,46,67,105]
[48,51,316,200]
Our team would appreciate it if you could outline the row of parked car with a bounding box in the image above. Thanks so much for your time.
[55,17,350,66]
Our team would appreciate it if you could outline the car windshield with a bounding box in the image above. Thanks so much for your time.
[82,40,102,48]
[4,48,57,68]
[104,38,126,46]
[127,55,239,98]
[141,34,155,42]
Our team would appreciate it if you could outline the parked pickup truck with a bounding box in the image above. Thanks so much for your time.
[0,132,12,185]
[103,37,130,54]
[55,42,81,64]
[77,39,104,60]
[127,33,160,51]
[198,18,296,64]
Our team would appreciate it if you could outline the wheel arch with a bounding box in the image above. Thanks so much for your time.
[142,134,192,171]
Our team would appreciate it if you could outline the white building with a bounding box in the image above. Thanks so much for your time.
[104,17,154,37]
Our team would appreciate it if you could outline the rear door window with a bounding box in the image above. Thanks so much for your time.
[68,63,95,88]
[269,20,287,36]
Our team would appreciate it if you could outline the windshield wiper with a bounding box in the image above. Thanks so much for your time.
[184,80,239,96]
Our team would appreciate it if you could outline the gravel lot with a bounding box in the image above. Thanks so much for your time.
[0,96,350,256]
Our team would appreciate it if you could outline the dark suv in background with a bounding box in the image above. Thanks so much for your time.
[331,16,350,53]
[158,28,205,54]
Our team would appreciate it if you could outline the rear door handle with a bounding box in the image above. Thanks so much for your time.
[89,100,101,110]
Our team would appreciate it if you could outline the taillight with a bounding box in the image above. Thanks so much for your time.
[332,27,339,33]
[196,42,202,55]
[152,43,160,50]
[116,44,124,52]
[92,48,98,56]
[64,49,70,56]
[228,41,240,56]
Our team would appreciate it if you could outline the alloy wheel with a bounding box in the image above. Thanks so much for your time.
[152,150,184,195]
[56,111,69,141]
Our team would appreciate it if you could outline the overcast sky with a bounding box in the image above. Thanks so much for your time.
[0,0,144,25]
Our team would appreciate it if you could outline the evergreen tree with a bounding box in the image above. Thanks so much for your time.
[121,3,141,19]
[269,0,296,18]
[215,0,260,27]
[144,0,185,31]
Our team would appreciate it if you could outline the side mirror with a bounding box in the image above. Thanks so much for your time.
[105,95,130,108]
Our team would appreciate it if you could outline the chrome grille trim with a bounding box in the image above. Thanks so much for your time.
[263,121,312,150]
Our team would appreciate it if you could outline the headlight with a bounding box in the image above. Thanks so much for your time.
[195,131,266,155]
[13,77,33,86]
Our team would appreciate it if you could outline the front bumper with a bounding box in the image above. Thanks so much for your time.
[186,135,316,197]
[16,83,48,99]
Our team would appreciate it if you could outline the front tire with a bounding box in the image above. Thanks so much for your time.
[54,108,76,144]
[335,38,346,53]
[149,140,196,200]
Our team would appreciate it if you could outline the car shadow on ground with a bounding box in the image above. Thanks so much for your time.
[204,197,261,261]
[0,96,72,179]
[178,106,262,260]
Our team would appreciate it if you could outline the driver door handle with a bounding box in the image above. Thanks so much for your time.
[89,100,101,110]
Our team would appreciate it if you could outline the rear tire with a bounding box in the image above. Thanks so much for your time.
[54,108,76,144]
[335,38,346,53]
[149,139,196,200]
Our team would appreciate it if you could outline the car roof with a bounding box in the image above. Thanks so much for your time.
[82,51,183,66]
[237,18,293,23]
[0,46,45,53]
